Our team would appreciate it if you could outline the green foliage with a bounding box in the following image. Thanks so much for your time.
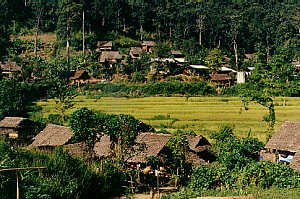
[0,138,125,199]
[69,107,98,144]
[0,79,25,117]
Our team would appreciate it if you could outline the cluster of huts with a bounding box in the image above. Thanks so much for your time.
[0,116,299,171]
[0,117,213,168]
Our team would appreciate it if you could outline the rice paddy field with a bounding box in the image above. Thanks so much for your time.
[33,96,300,143]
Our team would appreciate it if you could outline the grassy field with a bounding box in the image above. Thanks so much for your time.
[33,96,300,143]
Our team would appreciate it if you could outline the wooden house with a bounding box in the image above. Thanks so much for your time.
[70,70,90,86]
[129,47,143,59]
[99,51,122,66]
[97,41,113,51]
[30,124,73,149]
[260,121,300,171]
[0,117,29,138]
[209,73,232,86]
[0,61,21,78]
[93,133,212,166]
[142,41,155,53]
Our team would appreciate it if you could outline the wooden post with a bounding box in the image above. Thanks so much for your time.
[156,166,160,198]
[0,167,46,199]
[16,171,19,199]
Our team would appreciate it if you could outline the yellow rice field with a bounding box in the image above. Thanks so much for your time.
[34,96,300,143]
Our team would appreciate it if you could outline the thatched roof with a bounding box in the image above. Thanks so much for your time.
[93,133,212,165]
[127,133,171,163]
[94,135,111,157]
[99,51,122,63]
[290,152,300,171]
[142,41,155,47]
[70,70,89,80]
[97,41,113,48]
[0,117,28,128]
[64,142,89,158]
[0,61,21,72]
[171,50,182,56]
[30,124,73,147]
[265,121,300,152]
[186,151,208,166]
[186,135,212,153]
[210,74,231,81]
[130,47,143,57]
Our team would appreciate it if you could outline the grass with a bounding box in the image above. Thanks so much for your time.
[162,187,300,199]
[32,96,300,143]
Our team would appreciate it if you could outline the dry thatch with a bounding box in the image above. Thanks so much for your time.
[290,151,300,171]
[171,50,182,56]
[142,41,155,47]
[130,47,143,58]
[210,74,231,81]
[99,51,122,63]
[265,121,300,153]
[186,151,208,166]
[97,41,113,50]
[127,133,171,163]
[70,70,89,80]
[64,142,89,158]
[94,135,111,157]
[186,135,212,153]
[0,61,21,72]
[0,117,28,128]
[30,124,73,147]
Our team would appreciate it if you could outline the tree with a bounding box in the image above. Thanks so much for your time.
[69,107,99,160]
[51,79,76,123]
[57,0,82,68]
[205,48,226,72]
[0,79,25,117]
[240,48,299,141]
[165,130,189,186]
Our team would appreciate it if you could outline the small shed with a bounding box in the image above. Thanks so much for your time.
[97,41,113,51]
[70,70,90,85]
[260,121,300,170]
[64,142,89,158]
[142,41,155,52]
[99,51,122,66]
[0,117,29,138]
[171,50,184,58]
[30,124,73,149]
[0,61,22,78]
[209,73,232,86]
[130,47,143,59]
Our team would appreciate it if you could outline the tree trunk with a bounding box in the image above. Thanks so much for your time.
[140,25,143,41]
[233,39,238,72]
[66,24,70,71]
[34,8,42,56]
[82,9,85,55]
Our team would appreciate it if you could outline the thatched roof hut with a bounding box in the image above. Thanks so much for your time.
[209,73,231,81]
[130,47,143,59]
[261,121,300,171]
[93,133,212,166]
[0,117,29,138]
[97,41,113,51]
[64,142,89,158]
[265,121,300,153]
[127,133,171,163]
[0,61,21,73]
[30,124,73,148]
[99,51,122,64]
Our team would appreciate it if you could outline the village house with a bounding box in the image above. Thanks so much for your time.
[129,47,143,59]
[30,124,73,149]
[142,41,155,53]
[0,117,30,139]
[99,51,122,67]
[96,41,113,51]
[209,73,232,86]
[260,121,300,171]
[0,60,22,78]
[70,70,90,86]
[93,133,212,167]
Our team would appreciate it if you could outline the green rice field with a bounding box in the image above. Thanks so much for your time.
[33,96,300,143]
